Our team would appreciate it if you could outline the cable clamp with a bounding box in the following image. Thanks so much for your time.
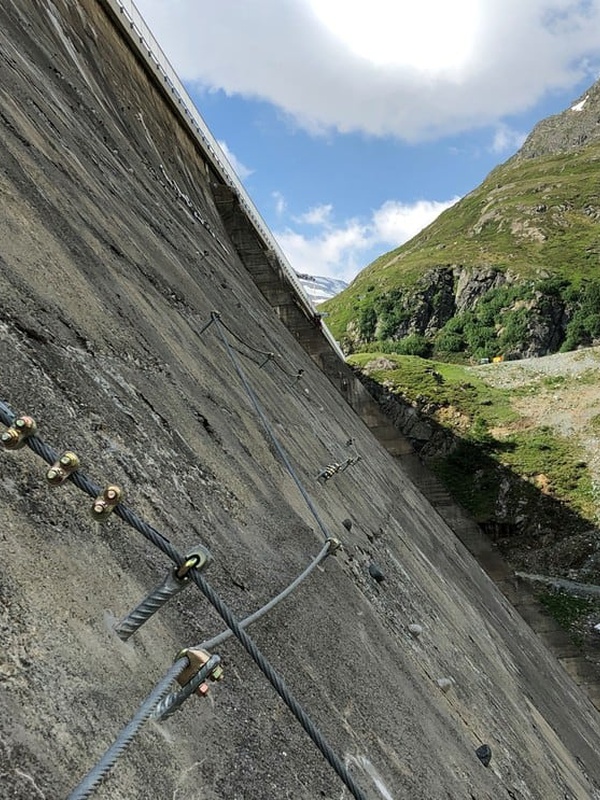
[46,451,80,485]
[152,651,222,720]
[90,484,124,521]
[289,369,304,388]
[197,311,221,337]
[175,648,224,696]
[1,415,37,450]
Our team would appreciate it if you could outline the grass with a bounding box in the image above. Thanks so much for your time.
[348,352,516,428]
[349,352,597,524]
[499,427,596,520]
[541,375,567,389]
[590,413,600,432]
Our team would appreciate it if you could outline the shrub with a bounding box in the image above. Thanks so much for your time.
[435,330,465,353]
[393,334,432,357]
[463,318,497,358]
[562,280,600,350]
[357,305,377,339]
[374,289,410,340]
[499,308,529,351]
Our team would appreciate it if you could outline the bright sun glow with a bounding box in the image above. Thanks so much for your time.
[308,0,480,73]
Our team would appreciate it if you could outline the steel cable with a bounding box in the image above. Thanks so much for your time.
[189,569,367,800]
[1,399,366,799]
[270,355,304,380]
[214,314,301,379]
[216,314,277,358]
[0,399,15,423]
[198,540,332,651]
[213,318,332,542]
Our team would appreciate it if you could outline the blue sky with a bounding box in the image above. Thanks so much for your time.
[136,0,600,283]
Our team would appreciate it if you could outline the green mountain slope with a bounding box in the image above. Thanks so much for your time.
[323,82,600,360]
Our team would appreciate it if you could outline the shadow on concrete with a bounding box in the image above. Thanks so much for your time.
[354,367,600,707]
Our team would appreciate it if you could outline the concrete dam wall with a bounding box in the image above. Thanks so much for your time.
[1,1,600,798]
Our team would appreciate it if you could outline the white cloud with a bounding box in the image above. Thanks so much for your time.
[135,0,600,140]
[294,204,333,226]
[308,0,481,73]
[277,221,369,283]
[372,199,459,244]
[275,197,458,282]
[490,125,528,154]
[216,140,253,180]
[272,190,287,216]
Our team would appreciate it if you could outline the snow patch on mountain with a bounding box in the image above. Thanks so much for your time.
[296,272,348,305]
[571,95,588,112]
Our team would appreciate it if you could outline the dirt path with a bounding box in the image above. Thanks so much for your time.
[472,346,600,388]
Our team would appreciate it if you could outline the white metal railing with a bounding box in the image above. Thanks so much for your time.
[102,0,345,355]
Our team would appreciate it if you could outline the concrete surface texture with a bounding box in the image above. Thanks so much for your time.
[1,1,600,798]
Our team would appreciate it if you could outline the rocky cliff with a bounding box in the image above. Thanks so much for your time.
[2,2,600,799]
[344,265,571,359]
[516,81,600,159]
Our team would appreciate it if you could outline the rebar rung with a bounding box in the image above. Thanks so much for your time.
[114,546,211,641]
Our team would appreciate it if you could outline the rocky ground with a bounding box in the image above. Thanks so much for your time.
[476,347,600,459]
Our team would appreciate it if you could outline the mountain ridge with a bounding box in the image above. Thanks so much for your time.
[515,80,600,159]
[322,78,600,360]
